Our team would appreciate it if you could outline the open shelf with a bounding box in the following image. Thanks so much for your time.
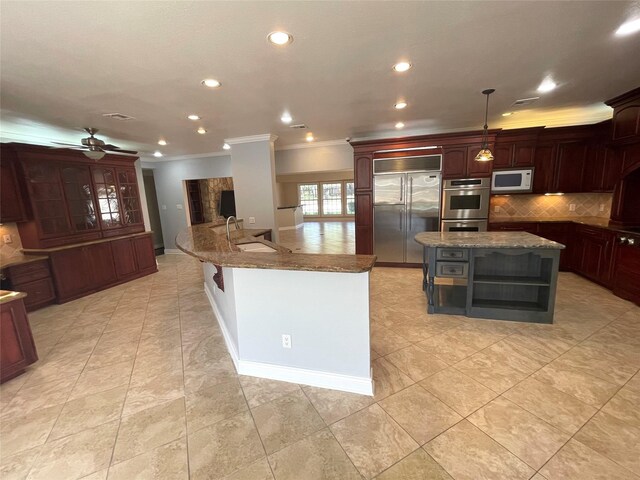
[473,275,551,286]
[471,298,548,312]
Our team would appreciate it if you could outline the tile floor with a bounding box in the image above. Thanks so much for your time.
[1,222,639,479]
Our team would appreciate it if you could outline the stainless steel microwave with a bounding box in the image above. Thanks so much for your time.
[491,168,534,193]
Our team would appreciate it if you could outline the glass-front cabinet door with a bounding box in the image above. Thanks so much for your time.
[24,160,72,237]
[92,167,122,229]
[60,165,99,233]
[117,168,142,225]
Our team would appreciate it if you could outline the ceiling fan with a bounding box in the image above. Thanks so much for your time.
[51,128,138,160]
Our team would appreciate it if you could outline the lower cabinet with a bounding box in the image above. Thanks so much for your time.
[49,233,157,303]
[572,226,615,287]
[2,259,56,312]
[1,296,38,384]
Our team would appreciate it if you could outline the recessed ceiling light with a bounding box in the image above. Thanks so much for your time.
[394,101,408,110]
[153,151,163,158]
[616,18,640,36]
[306,132,314,142]
[281,112,293,124]
[197,127,207,134]
[537,77,557,93]
[157,139,167,145]
[201,79,221,88]
[393,62,412,72]
[188,114,201,121]
[268,31,293,45]
[395,122,405,129]
[501,112,514,117]
[223,143,231,150]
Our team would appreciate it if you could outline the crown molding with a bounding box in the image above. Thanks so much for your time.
[148,150,231,162]
[276,139,350,151]
[225,134,278,145]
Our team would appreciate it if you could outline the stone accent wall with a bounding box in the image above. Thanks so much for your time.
[198,177,234,223]
[0,223,24,261]
[490,193,612,219]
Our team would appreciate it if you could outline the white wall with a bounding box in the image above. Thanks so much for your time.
[275,141,353,175]
[142,155,231,250]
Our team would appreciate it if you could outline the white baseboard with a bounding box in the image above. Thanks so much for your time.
[202,281,373,396]
[164,248,186,254]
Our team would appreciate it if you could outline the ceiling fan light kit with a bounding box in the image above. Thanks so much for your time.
[475,88,495,162]
[53,127,138,160]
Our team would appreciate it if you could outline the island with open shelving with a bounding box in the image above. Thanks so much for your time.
[415,231,565,323]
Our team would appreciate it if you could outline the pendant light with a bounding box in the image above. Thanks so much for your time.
[475,88,495,162]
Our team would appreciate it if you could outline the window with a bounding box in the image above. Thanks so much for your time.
[299,184,319,215]
[297,180,354,217]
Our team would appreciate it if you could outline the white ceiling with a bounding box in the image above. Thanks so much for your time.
[1,1,639,159]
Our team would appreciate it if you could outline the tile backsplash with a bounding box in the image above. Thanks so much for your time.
[490,193,612,219]
[0,223,24,262]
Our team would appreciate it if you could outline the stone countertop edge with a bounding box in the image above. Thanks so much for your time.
[0,254,49,270]
[489,216,638,234]
[21,231,153,254]
[414,231,565,249]
[0,290,27,304]
[175,225,377,273]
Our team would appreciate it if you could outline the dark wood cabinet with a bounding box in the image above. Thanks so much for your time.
[49,247,92,300]
[0,146,28,223]
[112,238,138,279]
[354,154,373,191]
[466,145,493,178]
[492,128,541,169]
[532,145,556,194]
[1,296,38,383]
[2,259,55,312]
[606,87,640,143]
[133,235,157,273]
[572,225,615,286]
[612,236,640,305]
[582,145,622,192]
[87,243,118,289]
[354,192,373,255]
[554,143,587,193]
[537,222,574,271]
[186,180,205,225]
[442,145,493,179]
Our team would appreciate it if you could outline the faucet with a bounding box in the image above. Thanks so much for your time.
[226,216,239,240]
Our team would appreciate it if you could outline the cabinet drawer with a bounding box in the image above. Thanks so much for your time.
[436,262,468,278]
[576,225,610,242]
[16,277,55,310]
[436,248,469,261]
[9,260,51,285]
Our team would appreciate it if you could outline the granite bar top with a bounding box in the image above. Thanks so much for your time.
[488,216,640,234]
[415,231,565,249]
[0,254,49,270]
[176,225,377,273]
[0,290,27,304]
[22,231,152,254]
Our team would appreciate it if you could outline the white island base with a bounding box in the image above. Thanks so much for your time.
[202,263,373,395]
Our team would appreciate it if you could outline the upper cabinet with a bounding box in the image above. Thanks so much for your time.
[492,127,542,169]
[442,144,493,179]
[606,87,640,143]
[4,144,144,249]
[0,145,28,223]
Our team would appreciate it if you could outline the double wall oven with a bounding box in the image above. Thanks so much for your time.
[441,178,490,232]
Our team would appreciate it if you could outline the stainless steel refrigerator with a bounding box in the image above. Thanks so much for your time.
[374,171,441,263]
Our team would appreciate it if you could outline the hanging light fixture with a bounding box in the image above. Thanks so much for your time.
[475,88,495,162]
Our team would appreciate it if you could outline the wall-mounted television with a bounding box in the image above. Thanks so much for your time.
[219,190,236,219]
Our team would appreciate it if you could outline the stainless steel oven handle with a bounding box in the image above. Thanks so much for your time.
[399,176,404,203]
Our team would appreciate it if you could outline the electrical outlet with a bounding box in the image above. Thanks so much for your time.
[249,217,256,224]
[282,334,291,349]
[569,204,576,212]
[162,205,167,210]
[3,234,12,244]
[599,204,605,212]
[176,204,183,210]
[494,206,500,213]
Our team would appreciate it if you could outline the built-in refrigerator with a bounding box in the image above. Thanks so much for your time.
[373,155,442,263]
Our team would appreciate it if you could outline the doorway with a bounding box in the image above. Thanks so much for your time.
[142,169,165,255]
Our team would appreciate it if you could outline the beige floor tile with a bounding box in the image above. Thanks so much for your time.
[188,411,265,480]
[112,397,186,464]
[454,352,526,394]
[504,333,573,362]
[445,325,506,350]
[85,339,139,371]
[68,359,133,401]
[481,339,548,375]
[468,397,570,469]
[379,384,461,445]
[303,386,373,425]
[267,428,361,480]
[417,332,480,365]
[370,325,411,356]
[108,438,188,480]
[330,404,418,479]
[371,357,414,401]
[26,420,119,480]
[222,457,274,480]
[49,385,127,440]
[574,411,640,475]
[384,345,449,382]
[424,420,535,480]
[419,368,497,416]
[554,344,637,385]
[79,468,108,479]
[251,389,325,455]
[532,361,619,407]
[0,446,42,480]
[503,377,597,435]
[122,369,184,416]
[386,318,447,343]
[183,355,237,394]
[2,375,77,418]
[376,449,452,480]
[182,333,228,366]
[238,375,301,408]
[539,439,638,480]
[601,374,640,428]
[0,404,62,458]
[186,380,248,432]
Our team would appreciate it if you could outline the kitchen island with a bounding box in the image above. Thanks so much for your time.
[415,231,564,323]
[176,221,376,395]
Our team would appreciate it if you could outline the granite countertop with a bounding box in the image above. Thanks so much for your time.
[22,231,152,254]
[0,290,27,304]
[415,231,565,249]
[489,216,638,234]
[0,254,49,270]
[176,225,377,273]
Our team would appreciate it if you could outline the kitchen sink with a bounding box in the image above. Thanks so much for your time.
[236,242,276,253]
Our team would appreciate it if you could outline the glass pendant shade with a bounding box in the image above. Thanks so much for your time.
[475,148,494,162]
[84,149,105,160]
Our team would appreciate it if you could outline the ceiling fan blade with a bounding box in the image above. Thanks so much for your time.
[102,144,138,155]
[51,141,82,147]
[102,150,139,157]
